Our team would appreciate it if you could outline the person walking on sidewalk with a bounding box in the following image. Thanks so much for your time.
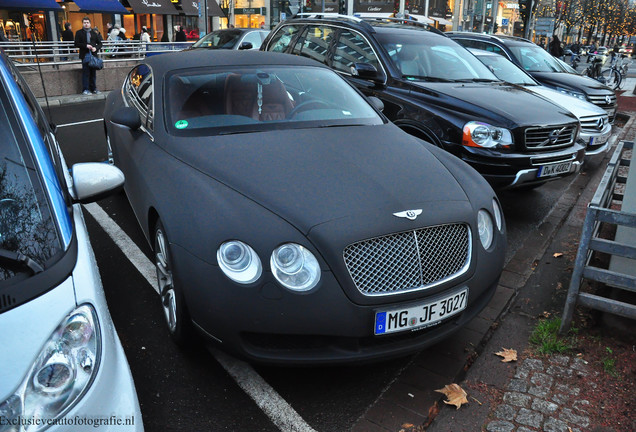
[74,16,103,95]
[61,22,74,60]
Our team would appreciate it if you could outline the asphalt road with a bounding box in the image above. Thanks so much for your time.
[48,99,610,431]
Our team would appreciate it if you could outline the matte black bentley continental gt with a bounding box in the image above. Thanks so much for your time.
[104,50,506,364]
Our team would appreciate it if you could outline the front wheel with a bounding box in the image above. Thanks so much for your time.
[599,68,621,90]
[154,220,194,345]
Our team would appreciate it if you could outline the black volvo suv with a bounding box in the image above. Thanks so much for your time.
[262,16,585,189]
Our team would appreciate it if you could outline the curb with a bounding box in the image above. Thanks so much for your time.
[38,91,111,108]
[353,119,631,432]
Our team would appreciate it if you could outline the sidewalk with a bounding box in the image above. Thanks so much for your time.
[353,109,636,431]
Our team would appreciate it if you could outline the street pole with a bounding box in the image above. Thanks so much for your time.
[399,0,405,15]
[452,0,462,31]
[198,0,208,36]
[479,0,487,33]
[491,0,499,34]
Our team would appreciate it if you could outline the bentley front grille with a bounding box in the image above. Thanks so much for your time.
[343,223,471,296]
[525,125,577,150]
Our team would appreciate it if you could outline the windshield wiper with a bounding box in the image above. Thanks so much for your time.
[0,249,44,274]
[454,78,500,83]
[402,75,454,82]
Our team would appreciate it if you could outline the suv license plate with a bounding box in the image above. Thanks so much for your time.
[374,289,468,335]
[538,161,572,178]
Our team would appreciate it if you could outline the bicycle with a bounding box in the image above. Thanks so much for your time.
[582,56,621,89]
[599,54,632,90]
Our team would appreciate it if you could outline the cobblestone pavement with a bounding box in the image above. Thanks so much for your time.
[485,356,596,432]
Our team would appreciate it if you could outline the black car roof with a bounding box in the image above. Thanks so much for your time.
[279,15,444,36]
[144,50,327,77]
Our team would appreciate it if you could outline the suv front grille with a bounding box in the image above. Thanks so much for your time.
[580,115,608,133]
[343,224,471,296]
[588,93,617,107]
[524,125,577,150]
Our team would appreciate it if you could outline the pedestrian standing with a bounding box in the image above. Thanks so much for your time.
[74,17,103,95]
[141,27,151,44]
[549,35,563,59]
[175,26,187,42]
[61,22,73,60]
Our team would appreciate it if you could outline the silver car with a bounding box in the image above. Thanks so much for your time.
[0,51,143,430]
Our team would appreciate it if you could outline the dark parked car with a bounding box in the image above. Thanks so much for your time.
[188,28,269,50]
[262,17,585,189]
[104,50,506,364]
[446,33,618,123]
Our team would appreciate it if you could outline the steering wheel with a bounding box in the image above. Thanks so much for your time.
[287,100,334,119]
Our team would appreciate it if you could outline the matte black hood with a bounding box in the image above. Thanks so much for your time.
[409,81,576,127]
[531,72,614,94]
[166,124,469,234]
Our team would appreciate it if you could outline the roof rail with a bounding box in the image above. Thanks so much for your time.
[295,13,362,22]
[359,17,444,35]
[445,31,533,44]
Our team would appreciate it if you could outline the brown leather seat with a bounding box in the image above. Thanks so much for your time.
[258,79,294,121]
[224,74,259,119]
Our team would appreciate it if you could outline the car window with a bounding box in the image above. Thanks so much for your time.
[126,64,153,129]
[267,25,301,52]
[241,31,264,49]
[332,30,379,74]
[508,45,567,73]
[476,55,536,85]
[165,65,383,136]
[291,25,335,65]
[456,39,505,56]
[191,29,242,49]
[0,93,63,281]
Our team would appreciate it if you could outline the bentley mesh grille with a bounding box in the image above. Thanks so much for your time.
[524,125,576,150]
[343,224,471,296]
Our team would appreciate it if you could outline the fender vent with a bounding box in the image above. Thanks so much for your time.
[1,294,17,312]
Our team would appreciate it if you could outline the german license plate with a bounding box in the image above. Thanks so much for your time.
[537,161,572,178]
[374,289,468,335]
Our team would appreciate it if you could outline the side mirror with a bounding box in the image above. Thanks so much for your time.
[353,63,386,84]
[111,107,142,130]
[368,96,384,112]
[71,163,125,203]
[239,41,253,50]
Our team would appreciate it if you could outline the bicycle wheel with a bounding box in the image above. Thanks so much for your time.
[600,68,621,90]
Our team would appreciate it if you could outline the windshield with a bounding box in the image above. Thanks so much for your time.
[0,98,62,281]
[476,54,537,85]
[508,44,568,73]
[191,30,242,49]
[165,65,383,136]
[376,33,499,82]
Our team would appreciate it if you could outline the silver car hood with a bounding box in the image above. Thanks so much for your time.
[528,86,607,119]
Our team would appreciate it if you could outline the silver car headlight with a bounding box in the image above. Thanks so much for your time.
[478,209,495,249]
[462,121,513,149]
[555,87,586,100]
[0,304,100,431]
[492,198,503,231]
[270,243,320,291]
[217,240,262,284]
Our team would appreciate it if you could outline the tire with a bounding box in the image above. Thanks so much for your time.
[153,219,194,345]
[599,68,621,90]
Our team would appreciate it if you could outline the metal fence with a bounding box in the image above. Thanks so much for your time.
[560,140,636,333]
[0,40,193,67]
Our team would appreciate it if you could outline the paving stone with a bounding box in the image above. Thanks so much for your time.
[516,408,544,428]
[507,378,528,392]
[546,365,574,378]
[571,357,590,372]
[523,358,545,371]
[532,398,559,415]
[486,420,515,432]
[515,367,531,379]
[494,404,517,421]
[544,417,572,432]
[560,408,590,428]
[517,428,537,432]
[551,393,569,405]
[573,399,590,413]
[529,372,554,397]
[549,355,570,366]
[503,391,532,408]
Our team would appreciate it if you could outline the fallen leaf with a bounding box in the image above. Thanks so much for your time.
[435,383,469,409]
[556,282,563,290]
[401,424,414,428]
[495,348,518,362]
[542,311,551,318]
[553,252,563,258]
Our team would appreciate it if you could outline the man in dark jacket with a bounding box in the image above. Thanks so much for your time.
[74,17,103,95]
[175,26,187,42]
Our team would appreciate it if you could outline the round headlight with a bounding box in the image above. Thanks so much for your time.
[492,198,503,231]
[477,210,494,249]
[472,125,490,144]
[271,243,320,292]
[217,241,262,284]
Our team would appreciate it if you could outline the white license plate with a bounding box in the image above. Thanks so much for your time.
[537,161,572,178]
[590,132,610,146]
[374,289,468,335]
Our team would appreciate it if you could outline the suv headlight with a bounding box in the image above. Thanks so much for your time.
[217,240,262,284]
[271,243,321,291]
[0,305,100,431]
[463,121,513,149]
[556,87,586,100]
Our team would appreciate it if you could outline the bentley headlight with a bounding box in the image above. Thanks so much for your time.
[0,305,100,432]
[271,243,321,291]
[555,87,586,100]
[478,210,494,249]
[217,240,262,284]
[462,121,513,149]
[492,198,503,231]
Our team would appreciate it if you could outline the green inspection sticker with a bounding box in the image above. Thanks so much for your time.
[175,120,188,129]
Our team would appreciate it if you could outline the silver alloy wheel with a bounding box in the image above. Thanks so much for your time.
[155,227,177,333]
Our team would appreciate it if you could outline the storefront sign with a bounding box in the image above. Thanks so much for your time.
[234,7,265,15]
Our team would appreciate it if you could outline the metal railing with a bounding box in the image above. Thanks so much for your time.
[0,40,194,67]
[560,140,636,333]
